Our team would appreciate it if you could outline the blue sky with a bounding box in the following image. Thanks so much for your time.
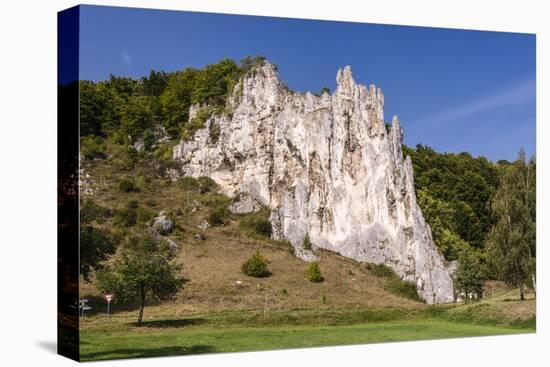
[79,5,536,162]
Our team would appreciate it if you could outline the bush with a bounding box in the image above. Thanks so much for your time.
[366,263,395,278]
[302,233,312,250]
[114,201,138,227]
[307,262,324,282]
[80,136,107,159]
[241,250,270,277]
[384,278,423,302]
[178,176,199,191]
[198,176,217,193]
[80,200,111,224]
[112,146,139,171]
[136,206,155,224]
[142,129,155,151]
[114,201,153,228]
[118,177,139,193]
[135,175,149,192]
[208,204,230,226]
[183,108,212,139]
[209,122,221,144]
[154,141,177,161]
[239,210,272,237]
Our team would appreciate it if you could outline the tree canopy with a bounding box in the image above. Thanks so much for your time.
[485,150,536,300]
[96,233,184,325]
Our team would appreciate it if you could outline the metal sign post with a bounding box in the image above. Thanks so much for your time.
[79,299,91,318]
[105,294,114,317]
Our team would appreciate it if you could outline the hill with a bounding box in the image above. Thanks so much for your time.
[80,156,426,314]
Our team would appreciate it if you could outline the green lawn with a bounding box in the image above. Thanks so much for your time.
[80,319,532,361]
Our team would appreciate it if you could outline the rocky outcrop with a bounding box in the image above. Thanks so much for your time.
[173,61,455,303]
[152,211,174,235]
[229,193,262,214]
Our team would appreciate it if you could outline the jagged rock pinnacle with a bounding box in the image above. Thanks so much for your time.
[173,61,456,304]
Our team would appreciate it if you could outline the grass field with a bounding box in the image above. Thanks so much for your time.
[80,315,532,361]
[79,298,535,361]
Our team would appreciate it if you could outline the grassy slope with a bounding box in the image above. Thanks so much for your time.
[79,156,535,361]
[80,158,424,313]
[80,320,528,361]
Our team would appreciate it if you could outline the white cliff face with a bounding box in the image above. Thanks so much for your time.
[173,62,455,304]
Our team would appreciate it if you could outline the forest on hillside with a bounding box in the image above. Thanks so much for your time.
[77,57,536,302]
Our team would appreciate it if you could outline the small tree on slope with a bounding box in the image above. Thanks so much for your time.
[96,233,184,325]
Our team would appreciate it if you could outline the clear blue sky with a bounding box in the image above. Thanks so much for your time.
[79,5,536,162]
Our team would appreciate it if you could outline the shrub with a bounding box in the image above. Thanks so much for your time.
[114,201,138,227]
[112,146,139,171]
[208,204,230,226]
[307,262,324,283]
[302,233,312,250]
[80,200,111,224]
[80,136,107,159]
[198,176,217,193]
[209,122,221,144]
[136,206,154,224]
[239,210,272,237]
[154,141,177,161]
[118,177,139,193]
[241,250,270,277]
[142,129,155,151]
[384,278,423,302]
[320,86,331,95]
[178,176,199,191]
[366,263,395,278]
[183,108,212,139]
[114,201,153,228]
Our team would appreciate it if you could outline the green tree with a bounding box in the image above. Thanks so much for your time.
[302,233,312,250]
[141,70,168,97]
[241,250,270,277]
[405,143,500,254]
[79,200,116,281]
[239,55,267,74]
[486,150,536,300]
[120,95,154,141]
[454,249,485,303]
[307,262,323,283]
[96,233,184,325]
[417,189,468,260]
[320,86,331,95]
[79,226,116,281]
[79,81,105,136]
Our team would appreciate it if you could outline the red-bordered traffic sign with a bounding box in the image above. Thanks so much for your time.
[105,294,114,303]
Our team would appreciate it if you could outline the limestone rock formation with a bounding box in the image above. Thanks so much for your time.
[173,61,455,303]
[152,211,174,235]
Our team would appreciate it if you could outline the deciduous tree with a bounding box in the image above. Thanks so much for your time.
[96,233,184,325]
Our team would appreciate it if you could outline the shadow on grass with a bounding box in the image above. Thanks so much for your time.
[81,344,215,361]
[131,318,207,329]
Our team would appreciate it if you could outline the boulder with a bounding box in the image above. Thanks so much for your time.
[152,211,174,235]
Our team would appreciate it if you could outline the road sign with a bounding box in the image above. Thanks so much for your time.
[105,294,114,317]
[79,299,92,317]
